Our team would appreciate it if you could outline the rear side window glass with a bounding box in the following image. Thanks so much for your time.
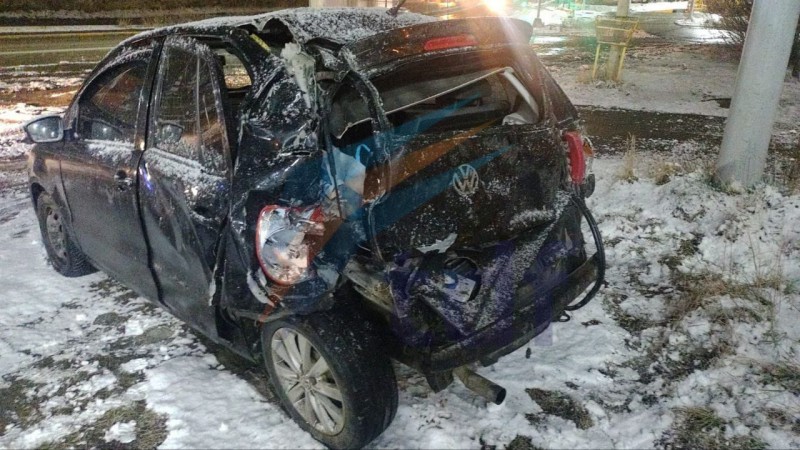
[78,61,147,144]
[151,38,228,173]
[198,56,226,172]
[152,45,200,159]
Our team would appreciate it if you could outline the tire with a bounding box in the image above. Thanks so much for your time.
[261,310,398,449]
[35,192,95,277]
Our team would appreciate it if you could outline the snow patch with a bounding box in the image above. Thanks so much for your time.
[103,421,136,444]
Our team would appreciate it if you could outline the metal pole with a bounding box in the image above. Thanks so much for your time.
[605,0,630,81]
[715,0,800,187]
[685,0,695,20]
[533,0,544,27]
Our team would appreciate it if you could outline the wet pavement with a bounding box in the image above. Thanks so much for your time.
[579,106,726,154]
[635,13,728,44]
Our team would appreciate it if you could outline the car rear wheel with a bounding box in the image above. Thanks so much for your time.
[261,311,398,449]
[36,192,95,277]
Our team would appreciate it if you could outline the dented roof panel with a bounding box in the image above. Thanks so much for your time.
[122,8,435,47]
[258,8,436,44]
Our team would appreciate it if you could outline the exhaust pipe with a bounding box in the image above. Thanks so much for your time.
[453,367,506,405]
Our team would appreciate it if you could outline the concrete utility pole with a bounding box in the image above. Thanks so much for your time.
[715,0,800,188]
[605,0,630,80]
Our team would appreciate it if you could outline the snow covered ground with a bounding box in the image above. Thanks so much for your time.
[1,18,799,449]
[0,104,62,161]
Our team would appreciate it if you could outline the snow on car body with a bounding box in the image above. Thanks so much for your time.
[24,8,604,448]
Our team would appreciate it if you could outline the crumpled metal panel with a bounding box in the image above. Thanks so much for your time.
[371,126,568,257]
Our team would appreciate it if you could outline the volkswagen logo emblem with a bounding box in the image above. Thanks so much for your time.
[451,164,480,197]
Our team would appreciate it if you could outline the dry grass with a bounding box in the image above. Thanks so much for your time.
[0,378,45,432]
[649,159,682,186]
[646,151,716,186]
[764,407,800,435]
[41,401,167,449]
[784,137,800,194]
[667,271,725,322]
[668,264,783,325]
[616,134,638,182]
[664,227,790,326]
[703,0,751,48]
[526,388,594,430]
[504,435,545,450]
[657,407,767,450]
[762,362,800,396]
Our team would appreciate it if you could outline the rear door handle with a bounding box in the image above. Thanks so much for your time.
[114,170,134,190]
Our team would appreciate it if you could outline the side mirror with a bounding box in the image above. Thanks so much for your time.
[23,115,64,143]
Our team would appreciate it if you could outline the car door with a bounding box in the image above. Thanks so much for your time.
[138,35,236,335]
[59,43,159,299]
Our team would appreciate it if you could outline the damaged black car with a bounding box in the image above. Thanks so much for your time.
[25,8,605,449]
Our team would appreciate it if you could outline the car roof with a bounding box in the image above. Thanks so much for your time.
[123,7,435,47]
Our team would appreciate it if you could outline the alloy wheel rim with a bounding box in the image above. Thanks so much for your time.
[271,327,345,435]
[45,207,67,262]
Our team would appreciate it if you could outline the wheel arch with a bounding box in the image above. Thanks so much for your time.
[30,182,45,209]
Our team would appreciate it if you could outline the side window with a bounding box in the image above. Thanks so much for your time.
[213,46,252,120]
[151,38,228,173]
[198,57,225,171]
[214,47,251,91]
[152,44,200,159]
[78,61,147,144]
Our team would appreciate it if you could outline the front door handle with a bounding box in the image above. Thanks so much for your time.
[114,170,134,190]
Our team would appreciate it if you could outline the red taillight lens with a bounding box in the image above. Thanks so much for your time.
[563,130,586,184]
[423,34,478,52]
[255,205,324,286]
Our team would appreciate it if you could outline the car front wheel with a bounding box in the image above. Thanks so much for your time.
[35,192,95,277]
[261,311,398,449]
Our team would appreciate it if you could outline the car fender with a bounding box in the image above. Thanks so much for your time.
[28,145,74,227]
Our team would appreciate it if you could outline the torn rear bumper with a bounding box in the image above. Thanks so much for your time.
[423,251,602,372]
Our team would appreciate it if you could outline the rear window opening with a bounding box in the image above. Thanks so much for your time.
[379,68,539,136]
[330,61,540,142]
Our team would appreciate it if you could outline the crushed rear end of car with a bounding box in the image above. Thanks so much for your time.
[229,11,605,399]
[322,17,606,391]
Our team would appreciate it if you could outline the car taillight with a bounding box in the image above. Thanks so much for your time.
[423,34,478,52]
[255,205,324,286]
[563,130,587,184]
